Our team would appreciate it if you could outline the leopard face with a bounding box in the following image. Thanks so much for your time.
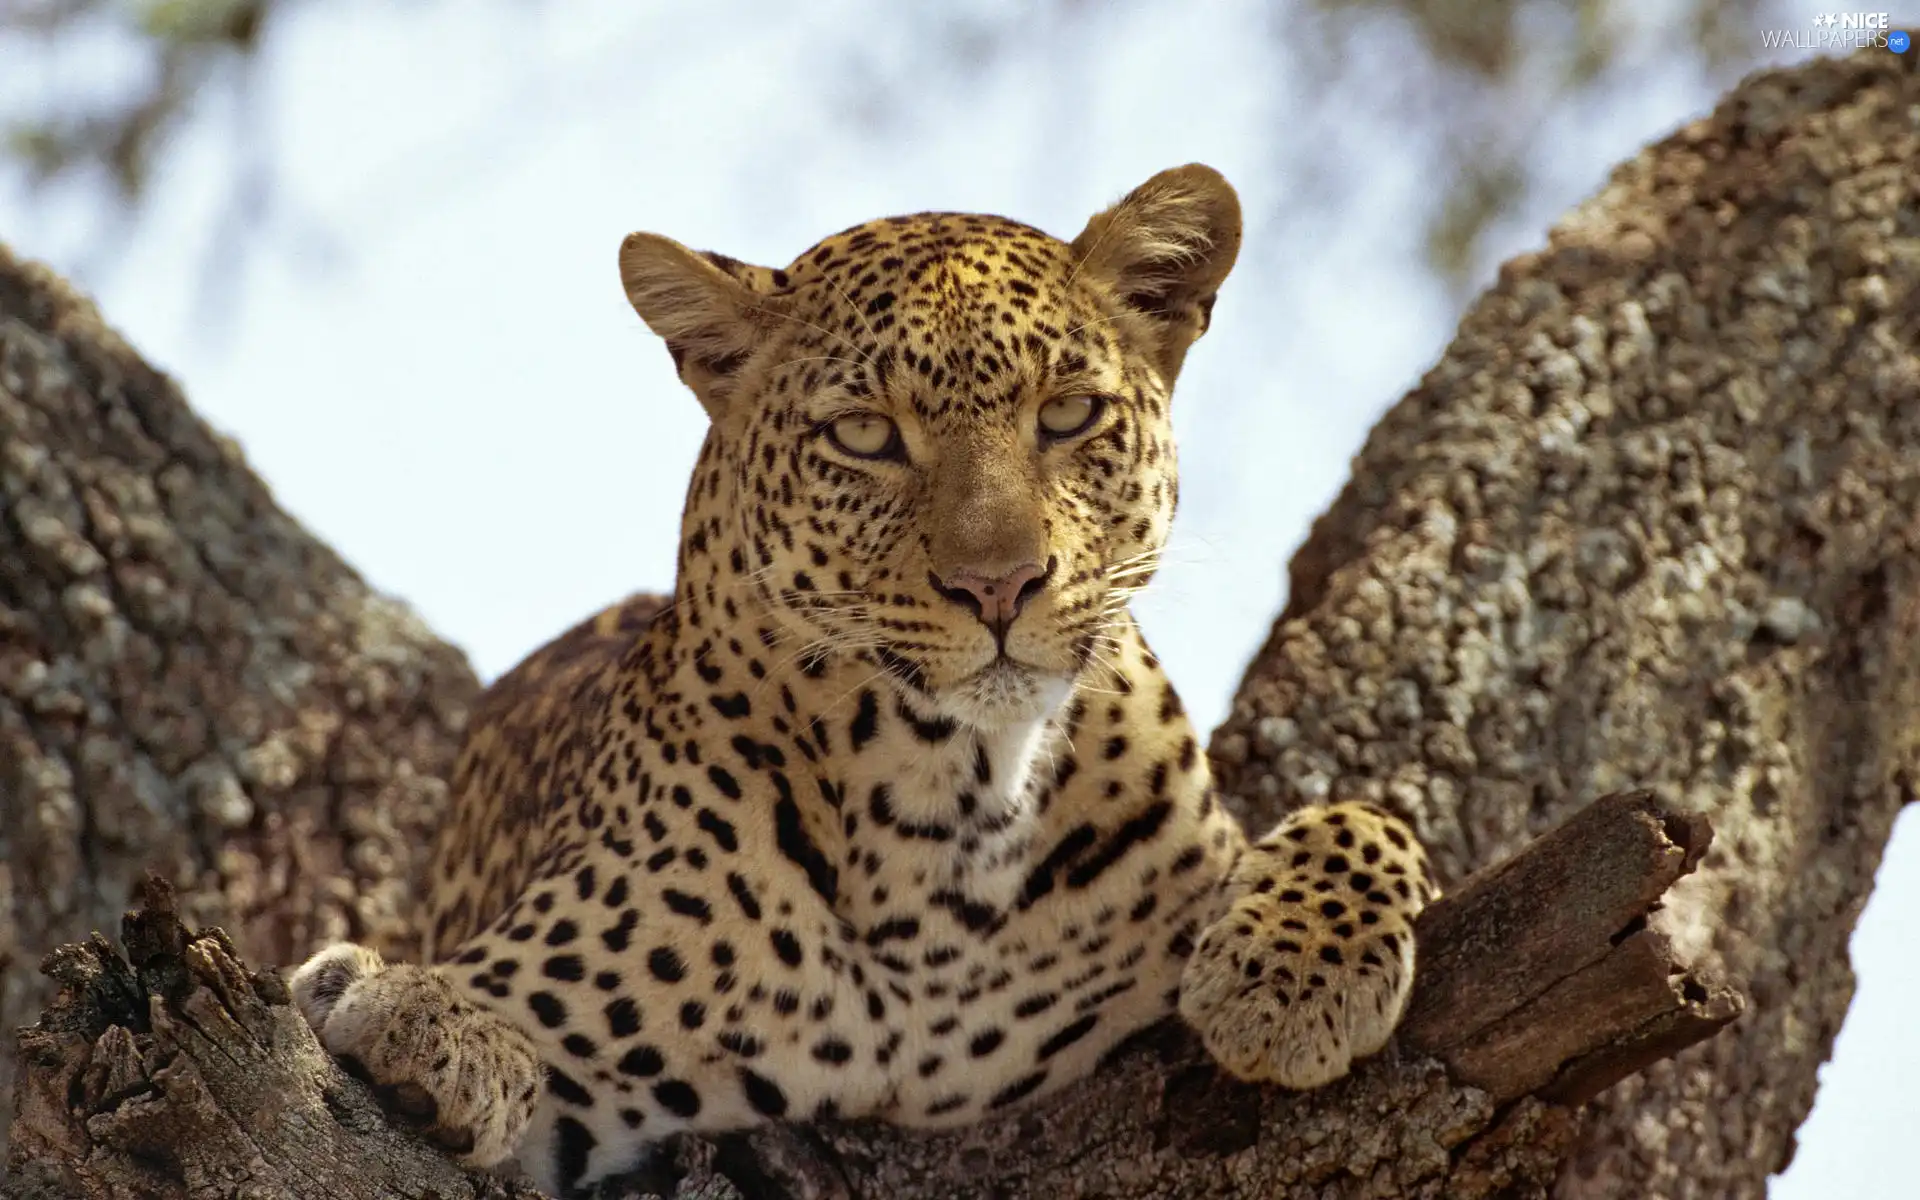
[622,167,1241,731]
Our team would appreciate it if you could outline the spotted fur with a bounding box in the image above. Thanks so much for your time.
[289,165,1437,1195]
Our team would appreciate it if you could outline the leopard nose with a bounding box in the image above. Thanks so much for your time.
[931,558,1054,630]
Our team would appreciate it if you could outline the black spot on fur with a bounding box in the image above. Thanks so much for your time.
[547,1067,594,1108]
[601,911,638,953]
[987,1069,1049,1109]
[931,888,1002,934]
[619,1045,664,1077]
[726,871,763,921]
[1065,801,1173,889]
[664,889,713,924]
[698,808,739,852]
[719,1029,762,1057]
[1016,823,1098,910]
[850,689,880,751]
[776,790,840,906]
[1037,1014,1099,1061]
[554,1115,596,1192]
[605,997,642,1039]
[771,928,804,967]
[648,947,687,983]
[653,1079,702,1118]
[896,697,957,743]
[739,1067,789,1117]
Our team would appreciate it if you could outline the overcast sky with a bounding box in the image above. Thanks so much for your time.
[2,2,1913,1194]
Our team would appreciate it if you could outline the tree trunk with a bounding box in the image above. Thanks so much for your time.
[5,43,1917,1200]
[0,241,481,1132]
[1209,44,1920,1199]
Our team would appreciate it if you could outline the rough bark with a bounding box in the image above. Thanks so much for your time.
[0,242,481,1145]
[7,877,552,1200]
[3,41,1916,1200]
[1209,44,1920,1200]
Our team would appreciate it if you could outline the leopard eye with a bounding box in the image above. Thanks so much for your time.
[1038,394,1106,440]
[826,413,903,460]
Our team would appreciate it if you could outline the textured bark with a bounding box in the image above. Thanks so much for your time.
[0,242,480,1148]
[1210,45,1920,1200]
[7,877,552,1200]
[3,42,1916,1200]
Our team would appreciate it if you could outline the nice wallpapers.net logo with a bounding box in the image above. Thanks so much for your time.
[1761,13,1912,51]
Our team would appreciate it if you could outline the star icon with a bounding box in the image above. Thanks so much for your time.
[1813,13,1833,26]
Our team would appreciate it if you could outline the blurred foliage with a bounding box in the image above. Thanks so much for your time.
[5,0,272,201]
[829,0,1798,295]
[1299,0,1789,292]
[0,0,1806,298]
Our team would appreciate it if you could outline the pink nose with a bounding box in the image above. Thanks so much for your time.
[934,561,1050,629]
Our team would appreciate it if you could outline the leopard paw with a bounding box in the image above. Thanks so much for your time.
[290,943,543,1167]
[1179,802,1431,1089]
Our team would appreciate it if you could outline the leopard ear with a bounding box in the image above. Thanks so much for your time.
[1069,164,1242,385]
[619,233,781,418]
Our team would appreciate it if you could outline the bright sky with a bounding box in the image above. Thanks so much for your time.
[2,1,1913,1194]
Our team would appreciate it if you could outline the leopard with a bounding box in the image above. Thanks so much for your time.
[290,164,1438,1196]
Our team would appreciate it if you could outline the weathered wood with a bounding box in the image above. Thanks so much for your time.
[1397,790,1736,1104]
[9,878,550,1200]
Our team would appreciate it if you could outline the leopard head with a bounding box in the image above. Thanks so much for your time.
[621,165,1240,729]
